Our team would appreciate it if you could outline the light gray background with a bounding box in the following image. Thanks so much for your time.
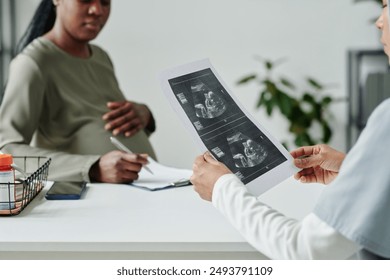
[10,0,381,219]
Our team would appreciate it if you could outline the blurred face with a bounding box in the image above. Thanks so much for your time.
[55,0,111,42]
[376,0,390,61]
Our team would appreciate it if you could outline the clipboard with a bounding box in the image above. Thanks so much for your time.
[130,158,192,191]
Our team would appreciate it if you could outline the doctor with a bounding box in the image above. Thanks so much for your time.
[191,0,390,259]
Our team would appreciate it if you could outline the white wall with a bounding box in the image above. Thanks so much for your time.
[15,0,381,219]
[94,0,380,168]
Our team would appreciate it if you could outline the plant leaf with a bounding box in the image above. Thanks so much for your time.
[256,91,267,108]
[280,78,295,90]
[265,97,275,116]
[290,106,311,128]
[321,96,332,107]
[237,74,257,85]
[307,78,323,90]
[278,91,294,117]
[295,132,314,147]
[264,79,277,95]
[321,121,332,143]
[302,93,315,104]
[294,133,305,147]
[314,103,322,120]
[265,61,273,70]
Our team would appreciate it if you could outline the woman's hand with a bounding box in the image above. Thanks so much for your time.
[103,101,152,137]
[89,150,148,183]
[191,152,232,201]
[290,144,346,185]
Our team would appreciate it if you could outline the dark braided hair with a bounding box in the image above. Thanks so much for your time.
[15,0,56,55]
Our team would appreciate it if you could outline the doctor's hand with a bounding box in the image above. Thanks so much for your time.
[290,144,346,185]
[89,150,148,183]
[103,101,153,137]
[191,152,232,201]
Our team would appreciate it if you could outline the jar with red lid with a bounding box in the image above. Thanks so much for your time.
[0,154,15,210]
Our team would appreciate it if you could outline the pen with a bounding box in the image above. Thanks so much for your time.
[171,179,192,187]
[110,136,154,174]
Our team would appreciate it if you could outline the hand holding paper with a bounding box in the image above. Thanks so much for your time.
[191,152,232,201]
[159,59,298,196]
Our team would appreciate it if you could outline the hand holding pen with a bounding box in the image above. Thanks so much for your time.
[89,149,150,183]
[110,137,154,174]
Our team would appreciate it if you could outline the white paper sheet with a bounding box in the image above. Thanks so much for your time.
[131,157,192,191]
[158,59,298,196]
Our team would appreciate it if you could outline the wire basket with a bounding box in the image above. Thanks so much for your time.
[0,156,51,216]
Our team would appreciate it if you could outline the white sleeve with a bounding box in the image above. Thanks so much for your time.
[212,174,360,259]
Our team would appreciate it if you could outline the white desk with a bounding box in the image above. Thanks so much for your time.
[0,181,268,260]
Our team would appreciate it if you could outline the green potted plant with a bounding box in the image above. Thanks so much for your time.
[237,57,342,149]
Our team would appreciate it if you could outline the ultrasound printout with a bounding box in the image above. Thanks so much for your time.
[159,59,297,195]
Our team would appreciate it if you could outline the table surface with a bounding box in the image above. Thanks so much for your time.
[0,181,259,254]
[0,176,322,259]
